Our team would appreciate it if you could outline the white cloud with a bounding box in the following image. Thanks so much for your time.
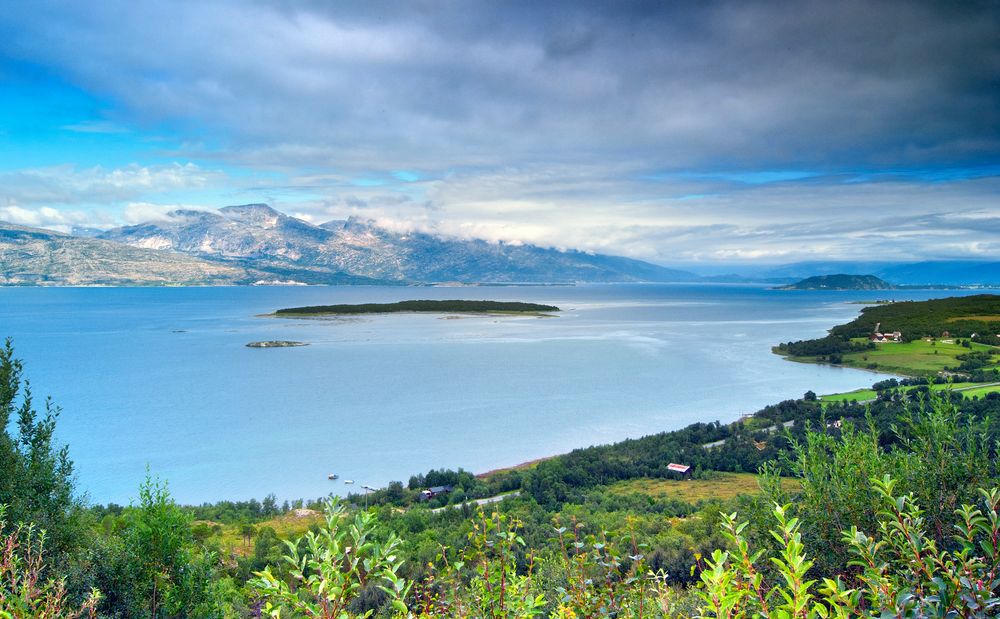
[121,202,211,224]
[60,120,129,134]
[0,163,224,206]
[0,204,93,230]
[1,154,995,263]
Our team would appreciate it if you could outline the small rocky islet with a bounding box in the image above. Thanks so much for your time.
[245,340,309,348]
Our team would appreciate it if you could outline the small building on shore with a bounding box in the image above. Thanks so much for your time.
[667,463,692,479]
[418,485,454,501]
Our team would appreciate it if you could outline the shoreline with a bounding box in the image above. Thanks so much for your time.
[476,456,557,479]
[770,347,913,377]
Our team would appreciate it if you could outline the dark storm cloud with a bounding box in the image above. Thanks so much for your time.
[3,0,998,171]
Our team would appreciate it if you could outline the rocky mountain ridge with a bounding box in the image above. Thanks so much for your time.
[0,221,251,286]
[8,205,994,287]
[96,203,697,284]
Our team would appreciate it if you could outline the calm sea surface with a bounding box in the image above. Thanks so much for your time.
[0,284,986,504]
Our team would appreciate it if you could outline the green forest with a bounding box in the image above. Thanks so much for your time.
[830,295,1000,340]
[274,300,561,316]
[4,335,1000,617]
[779,294,1000,348]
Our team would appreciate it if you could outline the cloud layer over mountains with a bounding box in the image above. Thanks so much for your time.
[1,1,998,264]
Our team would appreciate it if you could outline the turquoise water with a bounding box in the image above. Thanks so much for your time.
[0,284,980,504]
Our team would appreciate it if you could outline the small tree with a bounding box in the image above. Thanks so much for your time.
[240,523,257,550]
[0,339,82,558]
[116,474,223,618]
[462,510,546,619]
[251,498,410,618]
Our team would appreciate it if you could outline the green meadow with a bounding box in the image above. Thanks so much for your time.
[821,381,1000,403]
[788,337,1000,376]
[607,473,800,503]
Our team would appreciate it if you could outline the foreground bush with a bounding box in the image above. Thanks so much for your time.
[0,505,100,619]
[250,499,410,618]
[701,477,1000,618]
[240,474,1000,618]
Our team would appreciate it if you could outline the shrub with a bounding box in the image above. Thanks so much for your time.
[250,498,410,618]
[700,477,1000,617]
[0,505,101,619]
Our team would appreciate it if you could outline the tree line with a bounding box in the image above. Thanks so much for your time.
[274,300,561,315]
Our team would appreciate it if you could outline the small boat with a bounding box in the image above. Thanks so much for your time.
[344,479,354,484]
[327,474,339,480]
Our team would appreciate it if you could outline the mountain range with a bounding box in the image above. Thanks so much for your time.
[2,204,696,286]
[2,203,997,286]
[94,204,697,285]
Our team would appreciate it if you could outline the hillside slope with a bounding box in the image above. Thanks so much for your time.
[0,222,251,286]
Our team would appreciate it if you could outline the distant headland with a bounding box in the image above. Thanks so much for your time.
[773,294,1000,377]
[778,274,894,291]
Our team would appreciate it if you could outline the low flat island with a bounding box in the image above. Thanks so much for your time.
[272,299,560,316]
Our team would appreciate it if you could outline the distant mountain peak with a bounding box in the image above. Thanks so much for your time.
[341,216,380,232]
[166,209,223,222]
[220,203,279,216]
[219,203,286,227]
[319,219,349,231]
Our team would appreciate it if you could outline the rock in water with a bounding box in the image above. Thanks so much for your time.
[246,340,308,348]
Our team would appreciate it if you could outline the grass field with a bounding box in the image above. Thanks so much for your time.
[820,381,1000,404]
[206,509,325,557]
[788,338,999,376]
[607,473,799,503]
[819,388,877,403]
[846,338,994,374]
[959,384,1000,399]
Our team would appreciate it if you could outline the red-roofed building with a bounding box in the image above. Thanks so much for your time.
[667,463,692,479]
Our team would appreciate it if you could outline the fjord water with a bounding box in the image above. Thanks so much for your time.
[0,284,970,504]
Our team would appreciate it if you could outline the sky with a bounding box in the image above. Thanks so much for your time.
[0,0,998,266]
